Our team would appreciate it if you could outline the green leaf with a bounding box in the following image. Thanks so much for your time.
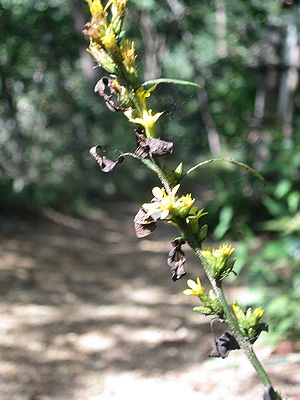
[174,162,184,177]
[198,224,208,242]
[274,179,291,199]
[185,158,266,184]
[213,205,233,239]
[262,196,284,217]
[193,305,213,315]
[229,160,266,184]
[142,78,201,89]
[287,191,300,214]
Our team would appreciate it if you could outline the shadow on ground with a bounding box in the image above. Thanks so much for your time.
[0,204,299,400]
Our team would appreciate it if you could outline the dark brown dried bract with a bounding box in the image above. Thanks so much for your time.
[134,207,157,238]
[89,146,124,172]
[209,331,240,359]
[135,130,173,158]
[94,77,128,112]
[167,238,186,281]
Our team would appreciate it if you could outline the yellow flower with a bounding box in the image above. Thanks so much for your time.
[183,277,205,297]
[87,0,104,19]
[143,185,196,220]
[213,243,235,258]
[246,306,264,325]
[252,307,264,320]
[101,26,117,52]
[153,185,179,201]
[201,244,235,259]
[143,185,179,219]
[120,39,137,76]
[175,193,195,215]
[127,109,164,137]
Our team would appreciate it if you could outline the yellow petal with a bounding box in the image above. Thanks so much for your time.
[253,307,264,319]
[142,202,159,213]
[160,209,169,219]
[152,186,164,199]
[124,108,133,119]
[171,184,180,196]
[187,279,199,291]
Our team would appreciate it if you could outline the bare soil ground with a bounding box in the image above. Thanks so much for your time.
[0,204,299,400]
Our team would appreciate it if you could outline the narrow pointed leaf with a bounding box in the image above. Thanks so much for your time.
[185,158,265,184]
[142,78,201,89]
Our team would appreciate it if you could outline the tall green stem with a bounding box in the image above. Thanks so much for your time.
[182,223,272,387]
[141,140,273,388]
[103,33,274,394]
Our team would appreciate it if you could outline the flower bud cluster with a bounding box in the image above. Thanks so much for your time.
[200,244,236,281]
[143,184,207,225]
[84,0,137,83]
[85,2,164,138]
[232,302,268,343]
[183,277,223,317]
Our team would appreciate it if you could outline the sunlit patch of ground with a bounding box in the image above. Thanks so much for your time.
[0,205,299,400]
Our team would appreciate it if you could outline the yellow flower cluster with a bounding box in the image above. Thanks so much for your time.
[126,109,164,138]
[143,184,195,220]
[84,0,137,81]
[85,1,163,136]
[201,243,235,259]
[120,39,137,74]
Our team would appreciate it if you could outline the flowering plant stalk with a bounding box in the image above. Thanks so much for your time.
[83,1,283,399]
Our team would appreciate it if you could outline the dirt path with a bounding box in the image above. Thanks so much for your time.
[0,205,299,400]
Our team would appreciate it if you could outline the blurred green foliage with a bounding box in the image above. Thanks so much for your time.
[1,0,299,340]
[0,0,281,208]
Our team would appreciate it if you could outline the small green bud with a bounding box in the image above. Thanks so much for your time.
[190,289,223,317]
[186,208,208,239]
[88,43,117,73]
[198,224,208,242]
[232,302,246,322]
[193,305,214,315]
[232,302,267,343]
[174,162,184,180]
[186,215,199,235]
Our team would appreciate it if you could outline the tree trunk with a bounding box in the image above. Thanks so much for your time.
[139,11,166,81]
[166,0,222,154]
